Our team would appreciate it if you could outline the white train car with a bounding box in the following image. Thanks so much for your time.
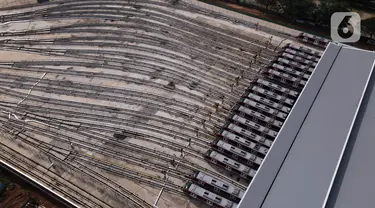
[277,57,314,72]
[250,86,295,106]
[284,43,322,57]
[242,98,288,120]
[303,33,330,44]
[205,150,257,180]
[213,140,263,166]
[282,48,320,63]
[272,63,310,80]
[279,52,317,67]
[255,78,299,98]
[247,93,291,114]
[217,130,270,155]
[267,69,307,86]
[190,171,245,200]
[183,182,238,208]
[232,114,278,138]
[227,123,273,148]
[236,105,284,128]
[297,33,330,48]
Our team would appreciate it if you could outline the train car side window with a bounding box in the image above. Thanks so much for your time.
[251,155,256,161]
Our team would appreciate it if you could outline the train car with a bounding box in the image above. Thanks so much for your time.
[183,182,238,208]
[297,33,330,48]
[190,171,245,201]
[254,78,299,98]
[265,69,307,87]
[284,43,322,57]
[250,86,295,106]
[271,63,310,80]
[226,123,272,148]
[262,70,305,89]
[236,105,284,128]
[280,48,320,63]
[297,33,330,49]
[205,150,257,180]
[242,98,288,120]
[212,140,263,167]
[276,57,313,72]
[279,52,317,67]
[247,93,291,114]
[217,130,270,155]
[231,114,278,138]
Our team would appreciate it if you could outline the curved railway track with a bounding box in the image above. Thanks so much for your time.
[0,132,186,195]
[0,0,277,53]
[0,43,249,105]
[0,0,284,206]
[0,104,247,190]
[0,61,225,107]
[0,87,221,135]
[0,143,121,208]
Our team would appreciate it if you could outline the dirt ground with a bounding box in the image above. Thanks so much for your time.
[0,0,37,8]
[0,184,58,208]
[0,168,66,208]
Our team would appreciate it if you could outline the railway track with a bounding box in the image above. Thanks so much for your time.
[0,110,247,191]
[1,117,246,199]
[0,1,275,68]
[0,119,191,182]
[0,96,248,188]
[0,61,226,107]
[0,131,170,208]
[0,0,277,55]
[0,100,214,148]
[0,41,253,102]
[0,70,227,125]
[0,43,248,106]
[1,103,209,159]
[6,135,187,195]
[0,0,288,206]
[0,143,111,208]
[2,37,250,88]
[0,87,222,135]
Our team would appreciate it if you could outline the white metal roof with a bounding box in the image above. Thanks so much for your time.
[238,43,375,208]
